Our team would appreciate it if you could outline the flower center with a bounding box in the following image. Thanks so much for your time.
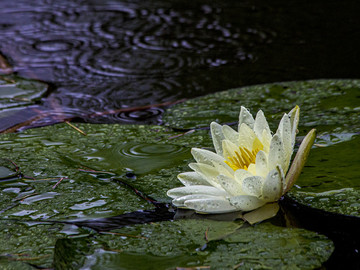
[225,146,260,171]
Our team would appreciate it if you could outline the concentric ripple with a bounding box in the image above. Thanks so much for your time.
[86,142,190,175]
[0,0,275,125]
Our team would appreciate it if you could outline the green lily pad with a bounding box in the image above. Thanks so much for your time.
[287,135,360,217]
[52,219,333,270]
[0,158,19,180]
[0,123,214,221]
[163,79,360,134]
[0,74,48,110]
[0,219,90,269]
[0,120,336,268]
[287,188,360,217]
[3,79,360,268]
[292,135,360,192]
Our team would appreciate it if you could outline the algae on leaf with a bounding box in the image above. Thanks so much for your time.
[0,123,214,222]
[288,188,360,217]
[54,220,333,270]
[163,79,360,133]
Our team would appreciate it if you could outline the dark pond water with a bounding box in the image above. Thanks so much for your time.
[1,0,360,128]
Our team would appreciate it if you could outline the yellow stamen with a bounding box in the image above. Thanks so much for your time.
[225,144,263,171]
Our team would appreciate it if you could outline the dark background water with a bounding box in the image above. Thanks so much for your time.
[0,0,360,128]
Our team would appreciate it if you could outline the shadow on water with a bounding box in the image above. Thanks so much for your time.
[1,0,360,128]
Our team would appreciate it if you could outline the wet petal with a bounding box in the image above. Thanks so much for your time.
[255,150,268,178]
[222,125,239,145]
[167,185,228,199]
[177,172,210,186]
[289,105,300,146]
[261,166,283,202]
[247,163,257,175]
[234,169,253,183]
[172,194,220,207]
[191,148,224,166]
[217,174,243,196]
[241,176,264,197]
[189,163,223,189]
[229,195,266,211]
[238,123,261,150]
[210,122,225,155]
[254,110,271,141]
[268,133,287,172]
[184,197,237,213]
[238,106,255,130]
[277,113,292,164]
[191,148,233,175]
[261,129,272,153]
[222,139,239,159]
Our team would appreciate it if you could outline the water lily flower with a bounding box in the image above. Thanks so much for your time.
[167,106,302,214]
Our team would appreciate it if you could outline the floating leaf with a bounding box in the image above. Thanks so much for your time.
[163,79,360,135]
[52,220,333,270]
[288,188,360,218]
[0,74,48,110]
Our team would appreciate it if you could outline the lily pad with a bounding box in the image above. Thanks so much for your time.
[0,220,89,269]
[52,220,333,270]
[163,79,360,134]
[0,74,48,110]
[287,188,360,217]
[0,123,214,221]
[0,121,335,268]
[287,135,360,217]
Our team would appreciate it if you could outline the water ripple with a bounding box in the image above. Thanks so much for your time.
[0,0,275,124]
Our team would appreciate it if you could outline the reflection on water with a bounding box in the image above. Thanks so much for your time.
[0,0,360,126]
[0,0,275,126]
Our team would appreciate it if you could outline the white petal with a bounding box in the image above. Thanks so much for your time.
[191,148,223,166]
[288,105,300,147]
[177,172,210,186]
[277,113,292,159]
[268,133,286,172]
[234,169,253,183]
[191,148,233,175]
[222,125,239,145]
[254,110,271,141]
[238,123,260,150]
[261,129,272,153]
[229,195,266,211]
[184,197,237,213]
[238,106,255,130]
[210,122,225,155]
[167,185,227,199]
[189,163,223,189]
[172,194,220,207]
[241,176,264,197]
[217,174,243,196]
[247,163,257,175]
[261,166,284,202]
[255,150,268,178]
[222,139,239,159]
